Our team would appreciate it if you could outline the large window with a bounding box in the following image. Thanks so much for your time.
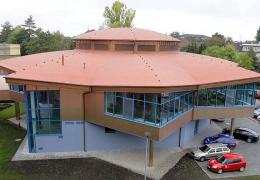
[105,83,256,128]
[27,91,61,135]
[9,84,24,94]
[197,83,256,107]
[105,92,193,127]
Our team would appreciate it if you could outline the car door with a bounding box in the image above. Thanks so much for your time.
[239,130,248,141]
[223,159,233,171]
[230,159,242,171]
[215,148,223,157]
[206,149,216,158]
[233,129,241,139]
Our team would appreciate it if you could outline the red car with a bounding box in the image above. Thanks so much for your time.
[208,153,246,174]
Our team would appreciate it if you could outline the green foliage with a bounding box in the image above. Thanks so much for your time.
[25,29,74,54]
[0,21,13,43]
[2,16,74,55]
[256,26,260,42]
[237,53,254,70]
[0,103,25,120]
[202,45,237,62]
[170,31,180,39]
[22,15,36,37]
[202,45,255,70]
[248,48,260,72]
[181,42,206,54]
[6,26,30,55]
[0,103,26,179]
[103,1,136,28]
[206,32,227,47]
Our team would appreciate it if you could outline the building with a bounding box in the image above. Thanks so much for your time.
[241,42,260,59]
[0,44,21,61]
[0,28,259,166]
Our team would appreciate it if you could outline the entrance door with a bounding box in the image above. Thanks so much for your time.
[194,120,200,135]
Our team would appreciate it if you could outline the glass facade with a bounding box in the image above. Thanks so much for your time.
[105,83,256,127]
[9,84,24,93]
[196,84,256,107]
[27,91,61,135]
[105,92,193,127]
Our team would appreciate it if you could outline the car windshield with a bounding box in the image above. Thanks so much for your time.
[217,156,226,164]
[199,145,210,152]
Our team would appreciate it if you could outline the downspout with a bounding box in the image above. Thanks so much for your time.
[192,85,200,120]
[83,88,92,152]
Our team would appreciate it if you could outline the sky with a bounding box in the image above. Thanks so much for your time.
[0,0,259,41]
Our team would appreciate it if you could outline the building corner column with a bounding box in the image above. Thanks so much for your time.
[148,140,154,167]
[14,101,21,120]
[230,118,235,136]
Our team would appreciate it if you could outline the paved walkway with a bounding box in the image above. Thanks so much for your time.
[8,114,27,130]
[12,136,185,180]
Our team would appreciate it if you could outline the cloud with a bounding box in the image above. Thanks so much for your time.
[0,0,259,41]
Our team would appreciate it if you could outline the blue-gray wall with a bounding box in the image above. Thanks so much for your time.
[35,121,84,152]
[85,122,146,151]
[33,119,210,153]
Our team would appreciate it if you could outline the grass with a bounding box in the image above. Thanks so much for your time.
[0,103,26,179]
[0,103,25,120]
[0,103,260,180]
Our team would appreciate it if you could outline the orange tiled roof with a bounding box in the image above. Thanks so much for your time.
[73,28,180,42]
[0,50,259,87]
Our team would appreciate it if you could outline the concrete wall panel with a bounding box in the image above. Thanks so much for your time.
[35,121,84,152]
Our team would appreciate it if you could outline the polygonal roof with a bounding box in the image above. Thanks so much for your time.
[73,28,180,42]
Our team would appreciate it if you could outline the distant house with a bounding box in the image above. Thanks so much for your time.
[0,44,21,60]
[241,42,260,59]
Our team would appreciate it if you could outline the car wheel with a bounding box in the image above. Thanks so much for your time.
[240,167,245,172]
[218,169,223,174]
[200,157,206,162]
[247,138,252,143]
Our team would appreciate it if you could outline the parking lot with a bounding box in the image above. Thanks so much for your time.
[196,117,260,179]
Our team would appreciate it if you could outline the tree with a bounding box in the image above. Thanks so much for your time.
[205,32,226,47]
[7,26,30,55]
[0,21,13,43]
[202,45,238,62]
[256,26,260,42]
[22,15,36,37]
[170,31,180,39]
[25,29,74,55]
[237,53,254,70]
[202,45,255,70]
[103,1,136,28]
[248,48,260,72]
[225,36,233,44]
[181,42,206,54]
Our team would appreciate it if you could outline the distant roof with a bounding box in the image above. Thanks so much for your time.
[242,43,260,47]
[0,43,21,56]
[73,28,180,42]
[0,50,259,88]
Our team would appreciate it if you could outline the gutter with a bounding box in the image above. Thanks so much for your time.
[83,88,92,152]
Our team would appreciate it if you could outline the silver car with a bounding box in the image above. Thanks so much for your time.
[190,143,230,161]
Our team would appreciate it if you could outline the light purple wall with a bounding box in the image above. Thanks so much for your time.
[33,119,210,153]
[85,122,146,151]
[35,121,84,152]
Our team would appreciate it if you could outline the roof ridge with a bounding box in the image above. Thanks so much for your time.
[135,53,162,83]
